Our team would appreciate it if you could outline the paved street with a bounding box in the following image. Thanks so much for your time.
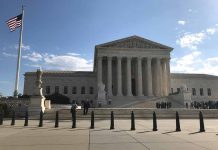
[0,119,218,150]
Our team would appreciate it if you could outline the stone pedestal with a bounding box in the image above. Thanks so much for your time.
[28,69,46,114]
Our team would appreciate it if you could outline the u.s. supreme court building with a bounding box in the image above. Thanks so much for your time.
[23,36,218,107]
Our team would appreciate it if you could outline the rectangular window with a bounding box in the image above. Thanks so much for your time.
[46,86,50,94]
[200,88,204,96]
[64,86,68,94]
[207,88,211,96]
[89,87,94,94]
[81,87,85,94]
[192,88,196,96]
[72,87,77,94]
[55,86,59,94]
[177,88,180,93]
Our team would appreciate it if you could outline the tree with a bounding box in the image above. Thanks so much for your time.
[45,93,70,104]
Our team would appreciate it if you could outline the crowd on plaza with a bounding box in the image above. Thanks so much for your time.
[190,101,218,109]
[156,101,172,109]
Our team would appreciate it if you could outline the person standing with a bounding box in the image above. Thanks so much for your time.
[85,100,90,115]
[71,102,77,128]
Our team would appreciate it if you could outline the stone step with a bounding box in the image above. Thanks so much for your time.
[42,108,218,119]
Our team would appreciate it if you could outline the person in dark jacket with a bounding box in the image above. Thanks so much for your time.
[84,100,90,115]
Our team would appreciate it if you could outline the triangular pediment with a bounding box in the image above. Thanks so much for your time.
[96,35,173,50]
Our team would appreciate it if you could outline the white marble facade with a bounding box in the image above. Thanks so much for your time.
[23,36,218,106]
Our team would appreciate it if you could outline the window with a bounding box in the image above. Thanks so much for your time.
[72,87,77,94]
[200,88,204,96]
[207,88,211,96]
[55,86,59,94]
[81,86,85,94]
[46,86,50,94]
[89,87,94,94]
[192,88,196,96]
[64,86,68,94]
[177,88,180,93]
[171,88,173,93]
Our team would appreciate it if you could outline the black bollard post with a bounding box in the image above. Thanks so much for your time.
[39,110,43,127]
[24,110,28,126]
[55,111,59,128]
[199,111,205,132]
[153,111,157,131]
[176,111,181,132]
[131,111,135,130]
[0,111,4,125]
[11,110,15,126]
[90,111,94,129]
[110,111,114,130]
[72,109,76,128]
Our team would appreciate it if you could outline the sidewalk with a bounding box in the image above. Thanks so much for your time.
[0,119,218,150]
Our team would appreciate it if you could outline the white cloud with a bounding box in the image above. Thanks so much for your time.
[67,52,81,56]
[176,32,206,50]
[176,25,218,50]
[2,52,17,57]
[171,51,218,76]
[15,43,30,51]
[22,52,42,62]
[178,20,186,25]
[206,28,217,35]
[171,51,202,73]
[25,52,93,71]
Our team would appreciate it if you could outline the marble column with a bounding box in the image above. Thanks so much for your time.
[156,58,161,96]
[160,60,163,96]
[117,57,122,96]
[97,57,102,84]
[146,57,153,96]
[126,57,132,96]
[162,59,167,96]
[107,57,112,97]
[137,57,143,96]
[166,58,171,95]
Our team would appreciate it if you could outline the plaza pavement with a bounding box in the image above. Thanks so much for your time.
[0,119,218,150]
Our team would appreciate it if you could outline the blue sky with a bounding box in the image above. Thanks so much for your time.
[0,0,218,96]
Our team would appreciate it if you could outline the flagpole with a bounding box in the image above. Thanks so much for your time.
[14,5,24,98]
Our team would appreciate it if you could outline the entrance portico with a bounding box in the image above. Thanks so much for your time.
[95,36,173,98]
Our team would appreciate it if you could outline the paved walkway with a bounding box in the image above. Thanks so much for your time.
[0,119,218,150]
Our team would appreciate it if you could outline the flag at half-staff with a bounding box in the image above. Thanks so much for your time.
[6,6,24,98]
[6,14,22,32]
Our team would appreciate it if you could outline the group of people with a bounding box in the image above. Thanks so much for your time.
[70,100,91,115]
[190,101,218,109]
[156,101,172,109]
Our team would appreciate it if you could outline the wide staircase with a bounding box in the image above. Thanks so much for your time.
[107,96,184,108]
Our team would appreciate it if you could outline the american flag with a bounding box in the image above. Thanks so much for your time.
[6,14,22,32]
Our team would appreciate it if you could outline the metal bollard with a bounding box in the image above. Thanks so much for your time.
[72,109,76,128]
[11,110,15,126]
[0,111,4,125]
[131,111,135,130]
[176,111,181,132]
[153,111,157,131]
[55,111,59,128]
[90,111,94,129]
[199,111,205,132]
[110,111,114,130]
[38,110,43,127]
[24,110,28,126]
